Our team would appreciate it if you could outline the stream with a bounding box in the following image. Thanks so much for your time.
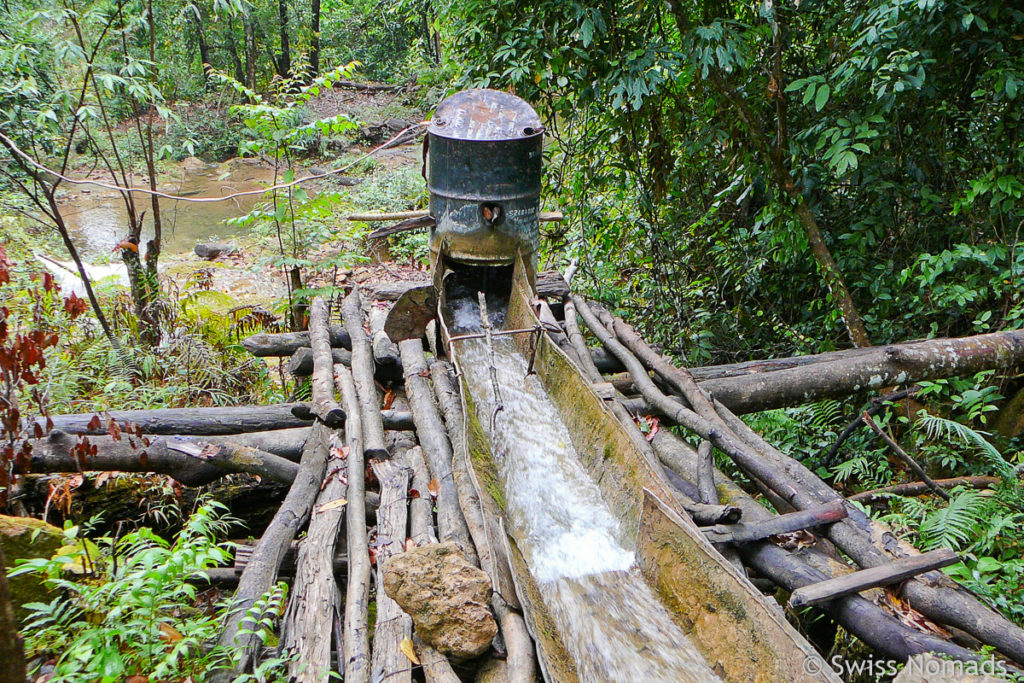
[450,297,719,683]
[57,158,279,258]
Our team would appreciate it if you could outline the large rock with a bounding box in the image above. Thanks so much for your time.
[182,156,208,172]
[381,541,497,659]
[0,516,64,621]
[194,242,236,260]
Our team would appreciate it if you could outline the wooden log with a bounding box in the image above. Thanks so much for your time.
[39,404,317,435]
[337,365,372,682]
[398,338,476,562]
[40,406,411,436]
[234,543,347,576]
[369,304,402,370]
[650,429,985,664]
[584,298,1024,663]
[789,549,960,609]
[212,423,331,678]
[696,440,717,505]
[167,440,300,483]
[848,476,1001,505]
[282,428,349,682]
[286,346,352,376]
[20,430,299,487]
[698,328,1024,413]
[308,297,348,429]
[242,326,351,356]
[342,287,389,460]
[290,404,414,431]
[701,501,847,544]
[711,402,1024,664]
[370,455,412,683]
[408,446,438,546]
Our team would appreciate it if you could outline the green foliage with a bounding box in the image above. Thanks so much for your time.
[11,502,237,682]
[440,0,1024,360]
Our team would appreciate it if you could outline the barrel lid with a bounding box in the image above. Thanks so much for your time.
[430,89,543,142]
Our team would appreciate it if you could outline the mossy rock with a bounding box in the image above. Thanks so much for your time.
[0,515,64,621]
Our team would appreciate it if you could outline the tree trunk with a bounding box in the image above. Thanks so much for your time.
[277,0,291,78]
[191,2,213,80]
[227,17,246,84]
[310,0,321,74]
[244,9,257,90]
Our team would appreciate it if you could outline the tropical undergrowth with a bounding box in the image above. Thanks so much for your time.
[744,372,1024,625]
[9,501,293,683]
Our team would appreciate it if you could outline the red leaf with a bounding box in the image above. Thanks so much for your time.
[107,418,121,441]
[87,415,102,431]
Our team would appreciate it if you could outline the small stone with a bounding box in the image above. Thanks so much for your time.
[381,541,497,659]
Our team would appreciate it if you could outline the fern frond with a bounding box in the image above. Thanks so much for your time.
[919,489,988,551]
[917,414,1015,479]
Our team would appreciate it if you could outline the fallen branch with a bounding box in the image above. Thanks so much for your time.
[848,476,1002,505]
[861,412,950,501]
[825,388,917,462]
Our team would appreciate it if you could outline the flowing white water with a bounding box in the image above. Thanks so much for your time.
[451,298,719,682]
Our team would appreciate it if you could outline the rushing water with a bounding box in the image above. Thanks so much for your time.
[450,296,719,683]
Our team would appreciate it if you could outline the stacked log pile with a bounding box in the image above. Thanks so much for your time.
[16,273,1024,680]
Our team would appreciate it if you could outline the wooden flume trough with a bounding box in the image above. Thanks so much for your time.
[439,252,836,681]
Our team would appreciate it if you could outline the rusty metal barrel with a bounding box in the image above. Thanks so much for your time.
[427,89,543,287]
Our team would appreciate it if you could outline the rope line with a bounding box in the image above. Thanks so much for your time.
[0,121,428,204]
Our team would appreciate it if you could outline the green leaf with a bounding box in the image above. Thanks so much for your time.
[814,84,831,111]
